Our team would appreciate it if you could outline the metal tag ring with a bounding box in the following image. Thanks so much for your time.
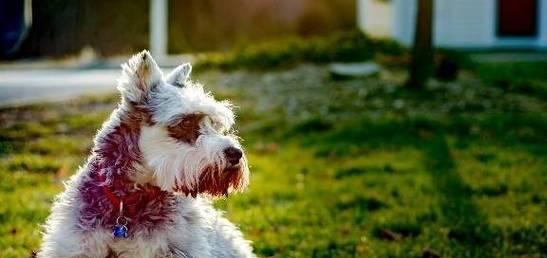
[116,216,128,226]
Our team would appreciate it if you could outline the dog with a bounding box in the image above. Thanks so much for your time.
[37,51,254,258]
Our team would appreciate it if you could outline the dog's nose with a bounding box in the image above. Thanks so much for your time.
[224,147,242,165]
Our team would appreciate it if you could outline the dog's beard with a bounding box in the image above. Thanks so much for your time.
[174,157,249,197]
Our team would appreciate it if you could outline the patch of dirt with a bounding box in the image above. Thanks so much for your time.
[198,64,547,124]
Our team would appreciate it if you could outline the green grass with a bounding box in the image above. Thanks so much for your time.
[0,66,546,257]
[475,61,547,99]
[477,61,547,82]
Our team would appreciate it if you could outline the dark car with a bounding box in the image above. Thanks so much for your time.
[0,0,32,56]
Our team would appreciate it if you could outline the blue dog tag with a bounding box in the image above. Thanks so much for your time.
[113,224,128,238]
[112,201,129,238]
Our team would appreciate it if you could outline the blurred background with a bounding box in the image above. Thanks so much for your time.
[1,0,355,58]
[0,0,546,257]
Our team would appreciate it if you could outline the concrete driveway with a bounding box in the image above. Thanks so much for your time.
[0,69,120,106]
[0,55,192,107]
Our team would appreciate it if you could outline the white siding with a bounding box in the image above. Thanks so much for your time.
[362,0,547,49]
[393,0,495,48]
[357,0,367,32]
[358,0,393,38]
[393,0,417,46]
[434,0,496,48]
[539,0,547,47]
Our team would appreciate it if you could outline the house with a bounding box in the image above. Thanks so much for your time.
[357,0,547,49]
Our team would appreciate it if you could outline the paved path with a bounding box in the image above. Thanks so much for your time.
[0,69,120,106]
[0,55,193,107]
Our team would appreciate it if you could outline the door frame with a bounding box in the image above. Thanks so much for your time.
[495,0,539,38]
[493,0,544,48]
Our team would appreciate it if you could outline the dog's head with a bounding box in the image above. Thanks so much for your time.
[117,50,248,197]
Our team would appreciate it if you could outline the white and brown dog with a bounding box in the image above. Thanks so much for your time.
[37,51,254,258]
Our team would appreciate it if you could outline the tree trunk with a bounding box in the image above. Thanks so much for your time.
[407,0,434,89]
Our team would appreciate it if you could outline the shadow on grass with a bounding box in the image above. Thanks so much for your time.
[296,113,547,158]
[293,116,535,256]
[425,135,498,256]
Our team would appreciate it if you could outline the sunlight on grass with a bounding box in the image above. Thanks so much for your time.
[0,64,546,257]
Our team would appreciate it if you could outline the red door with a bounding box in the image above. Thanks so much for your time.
[497,0,538,37]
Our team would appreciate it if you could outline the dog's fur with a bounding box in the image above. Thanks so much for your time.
[37,51,254,258]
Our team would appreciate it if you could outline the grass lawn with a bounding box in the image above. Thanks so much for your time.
[0,64,546,258]
[475,61,547,99]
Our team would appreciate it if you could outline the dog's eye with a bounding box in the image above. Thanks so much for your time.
[167,114,204,144]
[181,118,193,128]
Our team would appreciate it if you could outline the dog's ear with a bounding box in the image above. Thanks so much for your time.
[165,63,192,88]
[117,50,162,102]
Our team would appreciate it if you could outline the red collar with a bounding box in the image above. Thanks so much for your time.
[97,173,162,219]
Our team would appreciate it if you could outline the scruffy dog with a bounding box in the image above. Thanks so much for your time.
[37,51,254,258]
